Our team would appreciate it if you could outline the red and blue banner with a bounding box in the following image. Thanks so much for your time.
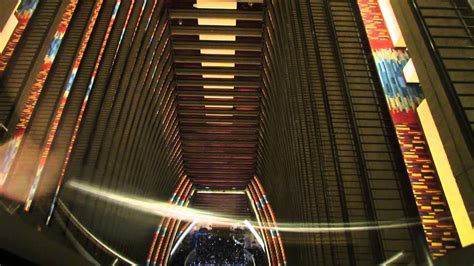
[0,0,39,76]
[0,0,78,200]
[357,0,460,258]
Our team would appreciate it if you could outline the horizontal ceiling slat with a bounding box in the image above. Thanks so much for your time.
[169,9,263,20]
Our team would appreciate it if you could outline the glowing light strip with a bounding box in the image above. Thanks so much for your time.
[251,180,279,261]
[150,180,188,264]
[248,183,275,265]
[24,0,104,211]
[381,251,405,266]
[244,219,265,249]
[195,0,237,9]
[159,183,193,265]
[110,0,136,70]
[250,184,274,262]
[246,189,272,264]
[158,182,193,264]
[417,100,474,247]
[253,177,287,264]
[0,0,78,190]
[254,176,287,263]
[196,189,245,194]
[202,62,235,67]
[163,189,193,263]
[250,180,281,265]
[69,180,437,232]
[170,221,196,256]
[174,221,192,244]
[147,176,189,265]
[147,176,187,263]
[46,0,122,224]
[164,194,193,264]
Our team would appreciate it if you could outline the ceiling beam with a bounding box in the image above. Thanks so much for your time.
[183,138,257,144]
[177,90,259,98]
[175,67,260,77]
[171,25,262,37]
[180,125,258,131]
[178,100,259,107]
[174,55,261,65]
[177,79,260,87]
[169,9,263,21]
[178,109,258,115]
[173,40,261,51]
[184,151,256,156]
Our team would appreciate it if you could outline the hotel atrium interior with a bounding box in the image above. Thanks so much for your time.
[0,0,473,265]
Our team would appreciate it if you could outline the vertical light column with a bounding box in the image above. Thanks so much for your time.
[417,100,474,247]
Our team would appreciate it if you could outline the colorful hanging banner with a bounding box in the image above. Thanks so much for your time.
[357,0,460,258]
[0,0,39,75]
[24,0,105,211]
[0,0,78,198]
[46,0,123,225]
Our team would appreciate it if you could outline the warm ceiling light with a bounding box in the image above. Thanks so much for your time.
[198,18,236,26]
[200,49,235,55]
[205,105,233,109]
[202,62,235,68]
[203,85,235,90]
[195,0,237,9]
[202,74,234,79]
[204,96,234,99]
[196,190,245,194]
[199,34,236,41]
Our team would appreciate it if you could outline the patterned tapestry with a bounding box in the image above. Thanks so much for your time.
[0,0,78,200]
[0,0,39,76]
[47,0,124,224]
[357,0,460,258]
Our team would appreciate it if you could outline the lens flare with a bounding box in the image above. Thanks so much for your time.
[68,180,431,234]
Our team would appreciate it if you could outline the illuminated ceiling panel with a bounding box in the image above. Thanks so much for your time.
[205,105,234,109]
[198,18,236,26]
[202,74,235,79]
[172,0,260,192]
[202,62,235,68]
[200,49,235,55]
[195,0,237,10]
[199,34,236,41]
[204,96,234,99]
[203,85,235,90]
